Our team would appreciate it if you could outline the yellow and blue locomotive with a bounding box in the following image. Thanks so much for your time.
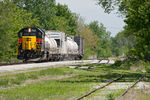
[17,27,45,61]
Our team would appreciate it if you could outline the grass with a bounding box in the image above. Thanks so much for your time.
[137,95,150,100]
[0,68,69,87]
[0,63,149,100]
[0,80,92,100]
[135,90,150,100]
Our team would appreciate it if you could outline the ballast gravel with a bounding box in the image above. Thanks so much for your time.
[0,60,99,72]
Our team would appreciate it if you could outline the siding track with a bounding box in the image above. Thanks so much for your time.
[77,75,123,100]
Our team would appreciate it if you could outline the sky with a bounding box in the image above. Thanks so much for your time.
[56,0,125,37]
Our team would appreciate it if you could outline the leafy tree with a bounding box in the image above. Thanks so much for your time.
[52,4,78,36]
[124,1,150,60]
[111,31,136,56]
[13,1,78,36]
[51,16,68,33]
[97,0,128,14]
[13,0,56,30]
[98,0,150,61]
[89,21,110,40]
[80,26,99,59]
[88,21,112,58]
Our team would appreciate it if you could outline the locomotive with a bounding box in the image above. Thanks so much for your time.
[17,27,84,62]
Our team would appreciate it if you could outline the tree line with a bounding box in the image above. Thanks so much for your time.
[98,0,150,62]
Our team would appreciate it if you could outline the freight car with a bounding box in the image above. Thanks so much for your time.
[17,27,84,62]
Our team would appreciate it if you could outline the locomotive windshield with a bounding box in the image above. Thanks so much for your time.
[23,33,36,36]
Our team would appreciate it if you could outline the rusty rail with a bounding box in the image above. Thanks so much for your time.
[76,75,123,100]
[116,76,144,100]
[0,62,24,66]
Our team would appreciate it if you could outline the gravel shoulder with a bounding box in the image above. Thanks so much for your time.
[0,60,99,72]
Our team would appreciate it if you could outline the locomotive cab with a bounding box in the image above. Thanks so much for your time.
[17,27,45,60]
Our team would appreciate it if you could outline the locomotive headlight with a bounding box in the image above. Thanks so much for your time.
[28,28,32,33]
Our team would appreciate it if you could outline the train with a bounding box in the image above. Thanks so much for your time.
[17,27,84,62]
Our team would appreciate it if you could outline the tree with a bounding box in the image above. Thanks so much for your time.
[13,0,56,30]
[13,1,78,36]
[97,0,128,14]
[98,0,150,61]
[124,1,150,60]
[88,21,112,58]
[52,4,78,36]
[111,31,136,57]
[80,26,99,59]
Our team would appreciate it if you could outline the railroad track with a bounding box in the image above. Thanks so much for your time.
[0,60,61,67]
[0,60,41,67]
[76,75,144,100]
[76,75,123,100]
[0,59,109,67]
[116,76,144,100]
[0,62,28,67]
[0,57,115,67]
[0,59,52,67]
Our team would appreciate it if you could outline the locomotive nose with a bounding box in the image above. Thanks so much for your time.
[22,36,36,50]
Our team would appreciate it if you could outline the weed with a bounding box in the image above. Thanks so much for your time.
[0,78,9,87]
[107,94,115,100]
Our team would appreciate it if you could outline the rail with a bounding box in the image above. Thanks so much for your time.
[76,75,123,100]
